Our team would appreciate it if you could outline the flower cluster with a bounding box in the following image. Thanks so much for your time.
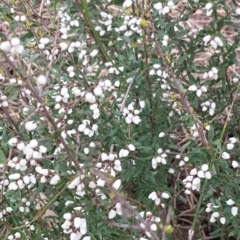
[152,148,168,169]
[148,191,170,206]
[61,213,89,240]
[154,1,175,15]
[122,103,141,124]
[78,120,98,137]
[203,35,223,49]
[0,37,24,54]
[201,100,216,116]
[188,85,207,97]
[203,67,218,80]
[138,211,161,238]
[204,3,213,16]
[183,164,212,194]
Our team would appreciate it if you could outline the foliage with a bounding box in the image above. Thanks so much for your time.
[0,0,240,239]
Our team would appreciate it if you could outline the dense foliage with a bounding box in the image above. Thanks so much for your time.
[0,0,240,239]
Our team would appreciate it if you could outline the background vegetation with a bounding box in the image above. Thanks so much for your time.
[0,0,240,239]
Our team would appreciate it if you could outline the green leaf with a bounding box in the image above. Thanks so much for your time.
[0,150,6,164]
[208,126,214,142]
[27,54,40,63]
[0,33,7,41]
[180,141,191,151]
[0,7,9,13]
[181,114,191,121]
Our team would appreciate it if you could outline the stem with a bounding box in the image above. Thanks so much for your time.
[80,0,116,66]
[190,179,207,238]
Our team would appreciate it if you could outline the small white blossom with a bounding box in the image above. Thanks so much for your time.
[123,0,132,8]
[8,137,18,146]
[226,199,235,205]
[50,175,60,185]
[236,8,240,15]
[231,206,238,216]
[232,160,239,168]
[85,92,96,104]
[25,121,37,131]
[222,152,230,159]
[112,179,121,190]
[161,192,170,199]
[220,217,226,224]
[159,132,165,138]
[128,144,135,151]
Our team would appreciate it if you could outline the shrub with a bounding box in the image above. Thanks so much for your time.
[0,0,240,239]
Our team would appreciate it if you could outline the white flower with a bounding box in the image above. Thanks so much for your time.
[214,36,223,47]
[204,171,212,179]
[39,145,47,153]
[226,199,235,205]
[139,101,145,108]
[161,192,170,199]
[59,42,68,51]
[152,158,157,169]
[233,77,239,83]
[74,217,82,228]
[78,124,86,132]
[29,139,38,148]
[179,160,185,167]
[85,92,96,104]
[101,153,109,161]
[90,49,98,57]
[159,132,165,138]
[220,217,226,224]
[9,173,21,180]
[190,168,197,175]
[151,223,157,231]
[132,115,141,124]
[114,160,122,172]
[108,209,116,219]
[70,232,82,240]
[154,2,162,11]
[203,35,211,43]
[116,202,122,215]
[230,137,237,144]
[201,164,208,172]
[63,212,72,220]
[188,229,194,239]
[119,149,129,158]
[0,41,11,52]
[148,192,160,205]
[14,232,21,238]
[123,0,132,8]
[227,143,234,150]
[128,144,135,151]
[25,121,37,131]
[188,85,197,91]
[231,206,238,216]
[14,45,24,54]
[205,3,213,16]
[197,170,205,178]
[112,179,121,190]
[8,137,18,146]
[192,177,201,191]
[11,38,20,47]
[211,212,219,218]
[188,85,207,97]
[222,152,230,159]
[232,160,238,168]
[206,207,212,213]
[93,86,103,96]
[236,8,240,15]
[50,175,60,185]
